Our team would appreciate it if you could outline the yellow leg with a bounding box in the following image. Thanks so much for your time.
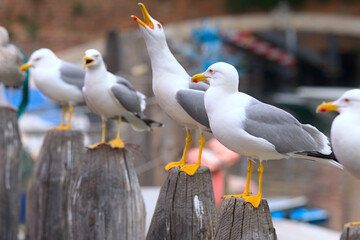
[108,117,125,148]
[87,119,107,149]
[165,130,191,171]
[244,161,263,208]
[224,159,253,199]
[52,104,68,130]
[180,132,204,175]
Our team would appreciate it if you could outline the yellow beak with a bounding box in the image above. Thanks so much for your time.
[83,56,94,70]
[191,73,209,83]
[19,63,33,72]
[131,3,154,29]
[316,101,339,113]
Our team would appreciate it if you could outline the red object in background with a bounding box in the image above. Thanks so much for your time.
[228,31,297,68]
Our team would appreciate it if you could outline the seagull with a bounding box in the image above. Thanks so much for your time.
[20,48,84,130]
[83,49,162,149]
[317,89,360,178]
[132,3,211,175]
[0,26,26,105]
[191,62,343,207]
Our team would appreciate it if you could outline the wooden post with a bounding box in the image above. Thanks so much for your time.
[340,222,360,240]
[0,107,22,240]
[215,198,277,240]
[146,166,218,240]
[70,145,146,240]
[26,130,84,240]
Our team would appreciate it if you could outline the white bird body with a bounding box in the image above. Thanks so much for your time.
[317,89,360,177]
[31,61,83,104]
[0,26,25,88]
[204,89,284,160]
[84,66,133,118]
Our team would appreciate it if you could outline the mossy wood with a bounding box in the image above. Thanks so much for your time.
[215,198,277,240]
[0,107,22,240]
[146,166,218,240]
[26,130,84,240]
[340,223,360,240]
[70,144,146,240]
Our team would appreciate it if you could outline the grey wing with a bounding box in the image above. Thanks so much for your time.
[243,99,327,154]
[110,77,142,114]
[59,61,85,90]
[189,82,209,91]
[176,89,210,129]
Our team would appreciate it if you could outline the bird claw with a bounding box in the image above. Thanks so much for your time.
[108,138,125,149]
[180,164,200,176]
[243,194,262,208]
[164,161,185,171]
[51,125,71,130]
[87,142,107,149]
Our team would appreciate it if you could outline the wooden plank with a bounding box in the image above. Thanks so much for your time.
[70,144,146,240]
[215,198,277,240]
[146,166,218,240]
[26,130,84,240]
[340,222,360,240]
[0,107,22,240]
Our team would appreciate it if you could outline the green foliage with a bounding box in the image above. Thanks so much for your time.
[72,2,85,16]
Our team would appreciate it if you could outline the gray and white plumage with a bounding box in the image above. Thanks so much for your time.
[193,62,342,169]
[0,26,25,88]
[317,89,360,178]
[24,48,84,104]
[83,49,161,131]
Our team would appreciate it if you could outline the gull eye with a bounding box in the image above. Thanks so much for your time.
[157,23,162,29]
[94,54,99,58]
[209,69,213,73]
[34,57,40,61]
[345,98,350,103]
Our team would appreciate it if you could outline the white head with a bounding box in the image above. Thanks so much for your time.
[317,89,360,115]
[191,62,239,92]
[131,3,167,49]
[0,26,9,46]
[83,49,105,70]
[20,48,59,71]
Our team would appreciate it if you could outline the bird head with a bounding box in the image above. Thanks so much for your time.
[0,26,9,46]
[316,89,360,114]
[20,48,58,72]
[191,62,239,91]
[83,49,103,70]
[131,3,166,46]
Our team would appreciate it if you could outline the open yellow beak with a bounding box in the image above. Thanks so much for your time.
[316,101,339,113]
[131,3,154,29]
[191,73,209,83]
[19,63,33,72]
[83,56,94,70]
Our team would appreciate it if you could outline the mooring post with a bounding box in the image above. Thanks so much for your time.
[25,130,84,240]
[0,107,22,240]
[70,144,146,240]
[146,166,218,240]
[340,222,360,240]
[215,197,277,240]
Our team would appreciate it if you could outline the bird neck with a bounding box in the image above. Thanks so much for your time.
[146,42,188,78]
[86,64,108,83]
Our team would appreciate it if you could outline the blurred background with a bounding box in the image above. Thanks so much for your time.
[3,0,360,235]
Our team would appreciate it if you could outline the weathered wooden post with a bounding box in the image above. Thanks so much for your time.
[70,144,146,240]
[0,107,22,240]
[146,166,218,240]
[340,222,360,240]
[215,198,277,240]
[26,130,84,240]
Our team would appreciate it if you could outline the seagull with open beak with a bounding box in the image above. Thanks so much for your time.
[132,3,211,175]
[82,49,162,149]
[317,89,360,178]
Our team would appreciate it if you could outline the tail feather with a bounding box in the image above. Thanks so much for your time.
[290,152,343,170]
[123,112,163,132]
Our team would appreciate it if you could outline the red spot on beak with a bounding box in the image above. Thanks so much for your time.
[193,79,198,83]
[319,108,327,113]
[132,16,138,21]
